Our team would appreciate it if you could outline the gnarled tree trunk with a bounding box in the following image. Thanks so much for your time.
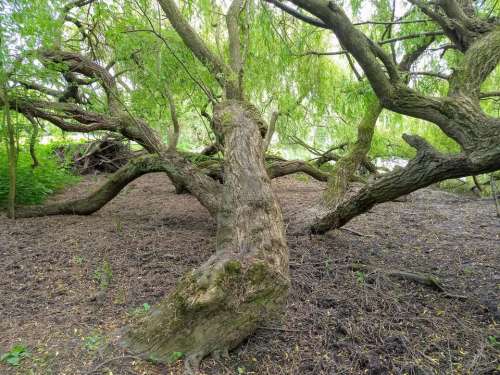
[121,100,289,373]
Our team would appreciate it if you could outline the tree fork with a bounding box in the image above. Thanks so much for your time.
[121,100,289,373]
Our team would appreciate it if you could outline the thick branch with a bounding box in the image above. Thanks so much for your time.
[265,0,328,29]
[267,160,329,181]
[18,81,64,97]
[40,49,122,114]
[263,111,279,151]
[12,155,166,218]
[450,28,500,98]
[156,0,233,93]
[226,0,245,99]
[288,0,397,102]
[310,133,500,233]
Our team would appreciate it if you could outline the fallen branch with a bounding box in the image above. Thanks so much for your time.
[347,263,466,299]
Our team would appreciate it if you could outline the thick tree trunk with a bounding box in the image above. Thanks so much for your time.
[121,100,289,373]
[323,96,382,207]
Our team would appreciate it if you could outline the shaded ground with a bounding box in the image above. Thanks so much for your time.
[1,173,499,374]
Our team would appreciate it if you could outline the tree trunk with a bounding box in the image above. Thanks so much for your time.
[121,100,289,373]
[1,87,17,218]
[323,96,382,207]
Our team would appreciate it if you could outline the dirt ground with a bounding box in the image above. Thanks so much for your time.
[1,173,499,375]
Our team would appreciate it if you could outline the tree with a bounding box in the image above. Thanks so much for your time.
[1,0,499,372]
[4,0,311,371]
[269,0,500,232]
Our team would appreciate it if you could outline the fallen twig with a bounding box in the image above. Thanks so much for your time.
[340,227,374,237]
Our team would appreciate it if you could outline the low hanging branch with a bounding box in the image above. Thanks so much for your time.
[310,134,500,233]
[12,155,166,218]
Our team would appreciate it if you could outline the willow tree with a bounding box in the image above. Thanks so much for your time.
[3,0,500,372]
[269,0,500,232]
[3,0,342,372]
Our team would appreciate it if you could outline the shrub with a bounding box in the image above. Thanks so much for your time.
[0,143,80,206]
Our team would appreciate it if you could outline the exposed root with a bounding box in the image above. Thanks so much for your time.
[347,263,468,299]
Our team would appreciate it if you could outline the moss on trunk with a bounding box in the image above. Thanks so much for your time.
[121,101,289,373]
[323,95,382,208]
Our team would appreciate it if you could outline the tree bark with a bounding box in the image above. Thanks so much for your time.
[121,101,289,373]
[323,96,382,207]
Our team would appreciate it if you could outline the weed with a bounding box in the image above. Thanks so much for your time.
[73,255,85,265]
[1,344,31,366]
[355,271,366,284]
[167,351,184,363]
[487,335,500,349]
[128,302,151,317]
[83,334,105,351]
[94,259,113,290]
[294,173,310,182]
[113,217,123,233]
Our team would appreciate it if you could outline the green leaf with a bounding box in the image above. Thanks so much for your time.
[0,344,30,367]
[168,351,184,362]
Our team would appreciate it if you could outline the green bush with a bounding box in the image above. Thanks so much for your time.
[0,143,80,206]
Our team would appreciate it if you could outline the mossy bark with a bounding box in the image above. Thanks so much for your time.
[311,133,500,233]
[121,101,289,373]
[323,96,382,208]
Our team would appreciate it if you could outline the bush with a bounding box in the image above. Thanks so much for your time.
[0,143,80,206]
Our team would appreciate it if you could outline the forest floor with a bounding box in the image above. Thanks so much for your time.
[1,173,499,375]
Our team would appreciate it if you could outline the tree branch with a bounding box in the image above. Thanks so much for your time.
[410,71,450,80]
[156,0,233,93]
[226,0,245,99]
[40,49,122,115]
[265,0,328,29]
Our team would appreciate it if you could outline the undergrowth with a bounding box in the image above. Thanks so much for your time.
[0,143,80,206]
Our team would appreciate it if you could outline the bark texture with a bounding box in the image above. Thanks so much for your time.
[121,101,289,373]
[323,97,382,207]
[311,134,500,233]
[279,0,500,232]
